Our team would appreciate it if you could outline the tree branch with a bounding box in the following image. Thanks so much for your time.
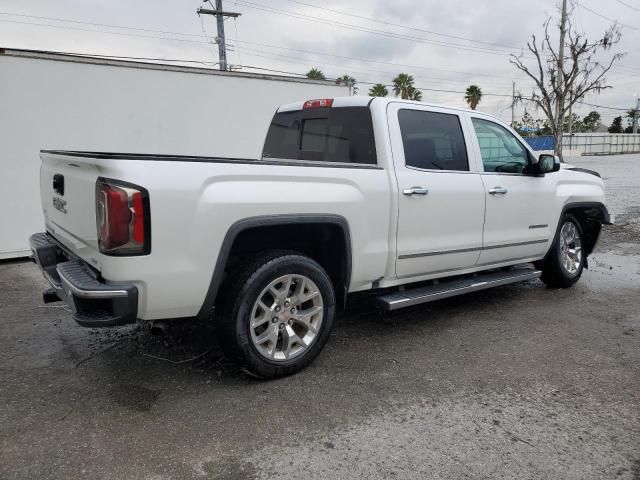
[509,12,623,141]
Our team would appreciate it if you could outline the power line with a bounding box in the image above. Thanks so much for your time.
[44,50,220,66]
[5,19,636,94]
[2,10,634,113]
[575,100,629,111]
[5,12,637,85]
[614,0,640,13]
[577,2,640,30]
[237,45,515,88]
[249,22,640,79]
[612,64,640,75]
[0,10,534,83]
[268,3,640,78]
[234,38,526,81]
[231,0,532,58]
[228,60,518,97]
[5,19,625,105]
[0,11,209,38]
[0,7,524,57]
[239,47,518,93]
[273,0,640,81]
[228,64,307,76]
[608,76,640,87]
[5,44,632,113]
[0,18,214,45]
[278,0,523,51]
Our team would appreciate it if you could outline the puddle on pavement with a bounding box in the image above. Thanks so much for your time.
[586,251,640,290]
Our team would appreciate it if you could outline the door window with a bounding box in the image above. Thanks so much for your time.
[398,109,469,171]
[471,118,530,174]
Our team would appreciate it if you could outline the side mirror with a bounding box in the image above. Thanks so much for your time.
[536,154,561,174]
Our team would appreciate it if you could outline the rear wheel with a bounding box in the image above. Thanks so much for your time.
[217,252,335,378]
[538,213,585,288]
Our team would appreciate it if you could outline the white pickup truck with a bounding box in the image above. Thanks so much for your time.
[30,96,610,378]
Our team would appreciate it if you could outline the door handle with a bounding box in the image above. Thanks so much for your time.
[488,186,508,195]
[403,186,429,196]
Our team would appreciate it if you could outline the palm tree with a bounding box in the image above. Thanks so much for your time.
[338,74,358,94]
[464,85,482,110]
[369,83,388,97]
[392,73,415,99]
[306,68,326,80]
[411,89,423,101]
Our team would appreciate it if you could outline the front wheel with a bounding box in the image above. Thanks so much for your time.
[538,213,585,288]
[217,252,336,379]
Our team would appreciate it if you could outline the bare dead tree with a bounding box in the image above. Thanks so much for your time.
[510,8,623,159]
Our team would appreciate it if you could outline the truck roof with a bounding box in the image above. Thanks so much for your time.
[277,96,504,124]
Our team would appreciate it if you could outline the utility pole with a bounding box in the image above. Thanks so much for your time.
[634,95,639,134]
[555,0,568,157]
[511,81,516,128]
[197,0,241,71]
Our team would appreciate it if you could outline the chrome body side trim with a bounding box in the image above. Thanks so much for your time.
[399,246,482,259]
[482,239,548,250]
[398,238,549,260]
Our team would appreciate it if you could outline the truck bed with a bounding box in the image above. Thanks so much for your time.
[39,149,392,320]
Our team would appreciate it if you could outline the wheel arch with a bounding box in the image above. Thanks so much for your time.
[197,214,352,320]
[554,201,611,259]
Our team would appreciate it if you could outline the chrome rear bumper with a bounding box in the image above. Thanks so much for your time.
[29,232,138,327]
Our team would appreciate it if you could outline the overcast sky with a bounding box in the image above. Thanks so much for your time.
[1,0,638,124]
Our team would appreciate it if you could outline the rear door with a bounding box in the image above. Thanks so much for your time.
[468,116,556,265]
[388,103,486,279]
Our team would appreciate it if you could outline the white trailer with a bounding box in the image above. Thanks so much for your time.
[0,48,350,259]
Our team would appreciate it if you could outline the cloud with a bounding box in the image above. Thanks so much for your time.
[0,0,636,121]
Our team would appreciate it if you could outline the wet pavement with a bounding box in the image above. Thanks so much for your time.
[1,154,639,479]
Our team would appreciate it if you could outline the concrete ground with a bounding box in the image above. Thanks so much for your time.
[1,154,639,480]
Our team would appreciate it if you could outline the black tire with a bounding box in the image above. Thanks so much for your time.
[538,213,585,288]
[216,251,336,379]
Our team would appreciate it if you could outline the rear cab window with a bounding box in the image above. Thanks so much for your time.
[262,107,377,165]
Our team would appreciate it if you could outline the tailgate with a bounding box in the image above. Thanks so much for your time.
[40,152,101,266]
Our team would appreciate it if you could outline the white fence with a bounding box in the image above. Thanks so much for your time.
[562,134,640,156]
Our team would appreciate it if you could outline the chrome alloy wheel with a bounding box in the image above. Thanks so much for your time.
[249,274,324,362]
[559,221,582,275]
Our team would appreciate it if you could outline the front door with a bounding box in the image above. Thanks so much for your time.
[469,116,556,266]
[389,104,486,279]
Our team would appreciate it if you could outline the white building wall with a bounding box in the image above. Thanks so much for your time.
[0,50,349,258]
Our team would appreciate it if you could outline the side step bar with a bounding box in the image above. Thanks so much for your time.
[376,268,541,311]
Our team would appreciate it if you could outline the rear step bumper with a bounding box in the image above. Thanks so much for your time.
[377,268,541,311]
[29,232,138,327]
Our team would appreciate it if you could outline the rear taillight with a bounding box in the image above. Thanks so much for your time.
[303,98,333,109]
[95,178,150,255]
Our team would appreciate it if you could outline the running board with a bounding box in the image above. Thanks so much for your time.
[376,268,541,311]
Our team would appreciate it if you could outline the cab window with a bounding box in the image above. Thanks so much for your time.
[263,107,377,165]
[471,118,530,174]
[398,109,469,172]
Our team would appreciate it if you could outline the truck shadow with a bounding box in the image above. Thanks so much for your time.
[33,275,594,443]
[82,278,545,385]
